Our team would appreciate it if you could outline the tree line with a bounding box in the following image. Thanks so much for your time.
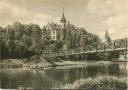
[0,22,121,60]
[0,22,44,59]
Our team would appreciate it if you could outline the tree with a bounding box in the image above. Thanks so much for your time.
[6,26,16,58]
[0,27,8,59]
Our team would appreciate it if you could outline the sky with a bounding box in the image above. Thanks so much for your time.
[0,0,127,39]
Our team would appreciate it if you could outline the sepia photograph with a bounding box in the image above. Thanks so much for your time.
[0,0,128,89]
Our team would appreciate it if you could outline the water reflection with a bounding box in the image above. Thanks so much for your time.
[0,62,127,89]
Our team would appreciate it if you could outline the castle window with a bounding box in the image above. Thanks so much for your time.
[53,30,55,34]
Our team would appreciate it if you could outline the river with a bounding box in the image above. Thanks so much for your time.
[0,62,127,89]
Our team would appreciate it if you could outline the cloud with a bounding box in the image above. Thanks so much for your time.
[0,2,51,27]
[85,0,127,39]
[0,0,127,40]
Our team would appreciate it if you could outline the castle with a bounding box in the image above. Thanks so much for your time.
[45,9,68,41]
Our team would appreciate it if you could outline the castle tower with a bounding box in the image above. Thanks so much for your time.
[60,8,67,29]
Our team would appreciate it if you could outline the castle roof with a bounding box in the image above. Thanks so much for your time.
[46,23,62,30]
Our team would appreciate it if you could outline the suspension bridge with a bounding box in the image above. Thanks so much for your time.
[42,25,128,60]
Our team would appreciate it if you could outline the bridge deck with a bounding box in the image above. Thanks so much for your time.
[43,47,126,57]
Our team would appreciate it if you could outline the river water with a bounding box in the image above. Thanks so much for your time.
[0,62,127,89]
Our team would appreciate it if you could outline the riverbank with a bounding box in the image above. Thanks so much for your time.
[0,59,111,70]
[60,75,127,89]
[0,57,126,70]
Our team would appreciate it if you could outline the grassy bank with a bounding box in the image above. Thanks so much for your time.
[0,55,114,69]
[0,58,112,70]
[60,75,127,89]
